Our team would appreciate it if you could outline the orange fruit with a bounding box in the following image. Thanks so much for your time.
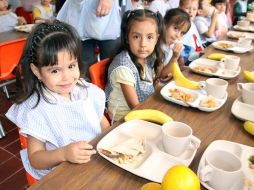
[161,165,200,190]
[140,182,161,190]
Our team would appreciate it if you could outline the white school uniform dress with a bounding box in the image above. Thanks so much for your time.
[6,81,105,179]
[149,0,172,17]
[0,12,18,32]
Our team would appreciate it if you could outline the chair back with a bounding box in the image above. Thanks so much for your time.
[89,58,110,90]
[0,38,25,80]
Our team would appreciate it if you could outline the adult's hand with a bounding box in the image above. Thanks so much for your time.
[96,0,114,17]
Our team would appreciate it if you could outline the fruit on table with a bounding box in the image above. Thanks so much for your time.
[207,53,225,60]
[161,165,200,190]
[140,182,161,190]
[171,62,200,90]
[124,109,173,125]
[243,70,254,83]
[243,121,254,136]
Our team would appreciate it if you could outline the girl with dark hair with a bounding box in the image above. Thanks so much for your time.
[105,9,170,122]
[163,8,191,69]
[6,20,109,180]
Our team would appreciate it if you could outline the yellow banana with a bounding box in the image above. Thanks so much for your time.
[243,70,254,83]
[171,62,200,90]
[207,53,225,60]
[243,121,254,136]
[124,109,173,125]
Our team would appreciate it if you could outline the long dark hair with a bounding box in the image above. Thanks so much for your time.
[15,20,85,107]
[120,9,165,80]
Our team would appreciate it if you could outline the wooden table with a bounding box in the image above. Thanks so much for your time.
[0,30,28,43]
[29,41,254,190]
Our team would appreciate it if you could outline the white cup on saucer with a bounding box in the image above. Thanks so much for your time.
[220,55,240,71]
[237,20,250,27]
[200,78,228,99]
[199,150,244,190]
[238,37,252,48]
[161,121,201,157]
[237,83,254,105]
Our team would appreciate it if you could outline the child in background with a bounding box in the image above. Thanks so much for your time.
[163,8,191,69]
[194,0,218,47]
[6,21,110,180]
[179,0,203,65]
[149,0,172,17]
[0,0,26,32]
[211,0,231,38]
[33,0,54,23]
[105,9,170,121]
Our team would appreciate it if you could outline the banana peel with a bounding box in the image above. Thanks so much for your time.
[243,121,254,136]
[171,62,200,90]
[124,109,173,125]
[207,53,225,61]
[243,70,254,83]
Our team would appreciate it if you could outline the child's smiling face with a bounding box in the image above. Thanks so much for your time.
[180,0,199,21]
[0,0,9,11]
[165,23,189,45]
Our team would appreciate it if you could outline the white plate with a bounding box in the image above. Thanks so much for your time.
[231,96,254,122]
[212,40,254,53]
[227,31,254,40]
[97,120,199,183]
[14,24,35,33]
[234,25,254,32]
[160,81,228,112]
[197,140,254,190]
[189,58,241,79]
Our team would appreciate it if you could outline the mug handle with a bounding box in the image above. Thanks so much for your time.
[219,58,226,69]
[189,136,201,150]
[199,165,213,182]
[237,83,243,92]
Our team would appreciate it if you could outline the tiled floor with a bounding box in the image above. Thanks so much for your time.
[0,87,28,189]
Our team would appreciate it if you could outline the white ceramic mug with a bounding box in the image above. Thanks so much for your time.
[200,78,228,99]
[237,83,254,105]
[161,122,201,156]
[238,37,252,47]
[237,20,250,27]
[219,55,240,71]
[199,150,244,190]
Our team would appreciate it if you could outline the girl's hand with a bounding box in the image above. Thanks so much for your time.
[96,0,113,17]
[172,42,183,60]
[63,141,96,164]
[18,17,27,25]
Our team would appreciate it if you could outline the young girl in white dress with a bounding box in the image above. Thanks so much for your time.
[6,20,110,180]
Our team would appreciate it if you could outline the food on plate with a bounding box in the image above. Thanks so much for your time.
[243,121,254,136]
[100,138,145,164]
[168,88,195,103]
[249,155,254,169]
[171,62,200,90]
[193,65,216,74]
[200,95,218,108]
[124,109,173,124]
[229,32,246,38]
[217,42,234,49]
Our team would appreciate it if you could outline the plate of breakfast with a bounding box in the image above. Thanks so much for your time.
[14,24,35,33]
[212,40,253,53]
[97,120,199,183]
[160,81,227,112]
[234,25,254,32]
[189,58,241,79]
[227,31,254,40]
[197,140,254,190]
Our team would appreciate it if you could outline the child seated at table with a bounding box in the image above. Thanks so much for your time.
[105,9,171,122]
[194,0,219,47]
[0,0,27,32]
[6,20,110,180]
[179,0,204,65]
[33,0,55,23]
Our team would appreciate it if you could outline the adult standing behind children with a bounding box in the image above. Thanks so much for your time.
[194,0,219,47]
[33,0,55,23]
[6,20,110,180]
[57,0,132,79]
[105,9,175,122]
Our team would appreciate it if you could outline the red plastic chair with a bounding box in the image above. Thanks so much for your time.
[18,129,38,186]
[0,38,26,98]
[89,58,110,90]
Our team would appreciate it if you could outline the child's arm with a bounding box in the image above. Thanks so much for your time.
[100,115,110,130]
[18,17,27,25]
[27,136,96,169]
[203,11,218,37]
[120,83,139,109]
